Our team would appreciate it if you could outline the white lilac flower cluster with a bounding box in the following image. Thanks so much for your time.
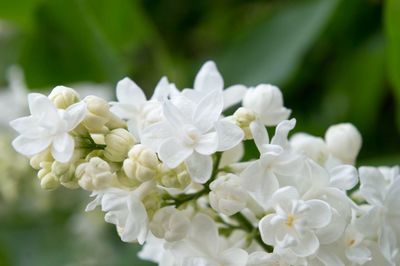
[10,61,400,266]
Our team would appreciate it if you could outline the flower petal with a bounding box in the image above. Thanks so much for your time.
[189,214,219,256]
[271,118,296,148]
[159,138,193,168]
[359,166,386,206]
[116,77,146,105]
[152,76,170,101]
[12,135,51,157]
[329,165,358,190]
[291,231,319,257]
[51,133,74,163]
[215,120,244,151]
[305,199,332,228]
[194,61,223,94]
[28,93,60,126]
[193,90,223,132]
[222,84,247,110]
[195,132,218,155]
[163,101,187,128]
[141,121,174,152]
[250,120,269,154]
[9,116,43,136]
[220,248,248,265]
[65,101,87,130]
[185,152,212,184]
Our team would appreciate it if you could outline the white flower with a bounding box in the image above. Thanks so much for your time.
[259,186,332,258]
[10,93,86,163]
[110,77,174,140]
[150,206,190,242]
[358,166,400,264]
[243,84,291,126]
[141,90,243,183]
[181,61,247,110]
[209,174,248,216]
[169,213,248,266]
[240,119,304,208]
[85,181,156,244]
[325,123,362,164]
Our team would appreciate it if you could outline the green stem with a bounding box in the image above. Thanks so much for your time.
[232,212,273,253]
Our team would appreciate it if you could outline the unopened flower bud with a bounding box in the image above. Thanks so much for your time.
[243,84,291,126]
[116,170,140,188]
[325,123,362,164]
[48,86,80,109]
[40,173,60,190]
[150,206,190,242]
[233,107,256,139]
[123,144,159,182]
[104,129,136,162]
[76,157,116,191]
[158,163,191,190]
[37,161,52,179]
[82,96,111,133]
[52,161,75,183]
[290,133,328,165]
[30,149,53,170]
[209,174,247,216]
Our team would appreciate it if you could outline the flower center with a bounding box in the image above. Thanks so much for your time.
[182,125,201,146]
[286,215,295,227]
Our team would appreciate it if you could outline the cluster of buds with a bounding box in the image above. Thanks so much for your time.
[9,61,399,266]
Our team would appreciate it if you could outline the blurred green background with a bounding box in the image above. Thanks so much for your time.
[0,0,399,265]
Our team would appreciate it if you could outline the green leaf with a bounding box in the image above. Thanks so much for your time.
[218,0,340,86]
[0,0,43,31]
[319,34,385,134]
[385,0,400,131]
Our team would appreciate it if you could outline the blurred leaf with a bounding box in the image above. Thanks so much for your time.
[218,0,340,86]
[318,34,385,134]
[19,0,164,88]
[0,0,43,31]
[385,0,400,131]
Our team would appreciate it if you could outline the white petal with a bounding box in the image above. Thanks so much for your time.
[189,214,219,256]
[163,101,186,128]
[305,199,332,228]
[51,133,74,163]
[9,116,43,136]
[185,152,212,184]
[329,165,358,190]
[259,214,276,245]
[379,223,398,264]
[222,84,247,110]
[159,138,192,168]
[215,120,244,151]
[346,246,371,265]
[260,108,291,126]
[250,120,269,154]
[359,166,386,206]
[65,101,87,130]
[116,77,146,105]
[152,76,170,101]
[271,118,296,148]
[291,231,319,257]
[193,90,223,132]
[220,248,248,265]
[141,121,174,152]
[219,143,244,168]
[195,132,218,155]
[270,186,300,207]
[12,135,51,157]
[28,93,60,125]
[194,61,223,94]
[122,194,148,244]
